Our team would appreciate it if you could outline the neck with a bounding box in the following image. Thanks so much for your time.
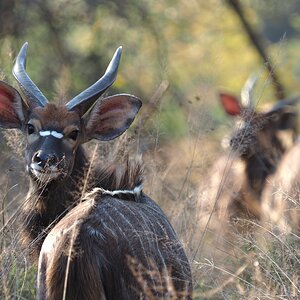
[245,138,285,197]
[21,146,88,260]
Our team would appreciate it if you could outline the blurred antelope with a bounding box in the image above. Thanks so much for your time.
[202,76,299,226]
[0,43,192,299]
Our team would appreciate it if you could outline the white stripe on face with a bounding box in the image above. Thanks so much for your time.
[39,130,64,139]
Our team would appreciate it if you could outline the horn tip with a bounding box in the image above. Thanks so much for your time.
[109,46,122,69]
[21,42,29,52]
[116,46,122,57]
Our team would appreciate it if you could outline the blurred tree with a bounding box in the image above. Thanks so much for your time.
[0,0,299,141]
[0,1,19,39]
[226,0,285,100]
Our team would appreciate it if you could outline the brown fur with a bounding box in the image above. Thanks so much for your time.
[262,140,300,234]
[33,104,80,131]
[229,113,286,219]
[38,183,192,299]
[230,113,288,219]
[199,106,296,235]
[38,200,106,300]
[20,148,192,299]
[20,152,143,260]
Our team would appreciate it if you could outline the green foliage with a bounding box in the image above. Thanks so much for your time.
[1,255,36,300]
[1,0,299,141]
[158,101,188,139]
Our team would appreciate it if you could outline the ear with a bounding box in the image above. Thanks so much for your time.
[84,94,142,141]
[219,92,242,116]
[0,81,25,129]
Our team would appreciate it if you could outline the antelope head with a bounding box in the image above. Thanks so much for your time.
[219,75,299,158]
[0,43,141,183]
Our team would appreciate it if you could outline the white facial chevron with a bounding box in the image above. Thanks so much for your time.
[39,130,64,139]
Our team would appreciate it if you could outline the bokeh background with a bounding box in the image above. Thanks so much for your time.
[1,0,300,298]
[2,0,300,140]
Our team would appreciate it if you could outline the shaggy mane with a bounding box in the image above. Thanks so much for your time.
[89,157,144,201]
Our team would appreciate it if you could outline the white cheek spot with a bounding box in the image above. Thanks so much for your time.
[39,130,64,139]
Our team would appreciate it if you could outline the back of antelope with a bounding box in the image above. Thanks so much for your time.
[0,43,192,299]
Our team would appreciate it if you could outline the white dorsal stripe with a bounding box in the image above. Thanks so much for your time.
[83,184,143,200]
[39,130,64,139]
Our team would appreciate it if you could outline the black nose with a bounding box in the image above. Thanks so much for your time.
[32,151,59,168]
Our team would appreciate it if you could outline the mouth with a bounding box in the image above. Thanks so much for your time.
[30,163,63,182]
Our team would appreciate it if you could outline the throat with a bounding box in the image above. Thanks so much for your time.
[245,150,282,197]
[21,146,88,260]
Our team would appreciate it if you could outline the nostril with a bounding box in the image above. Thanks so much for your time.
[32,151,60,169]
[33,151,44,166]
[35,155,42,164]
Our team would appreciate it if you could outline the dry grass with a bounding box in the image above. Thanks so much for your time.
[0,108,299,299]
[127,256,191,299]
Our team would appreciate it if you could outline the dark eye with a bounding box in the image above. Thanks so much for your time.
[27,124,35,135]
[68,130,79,141]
